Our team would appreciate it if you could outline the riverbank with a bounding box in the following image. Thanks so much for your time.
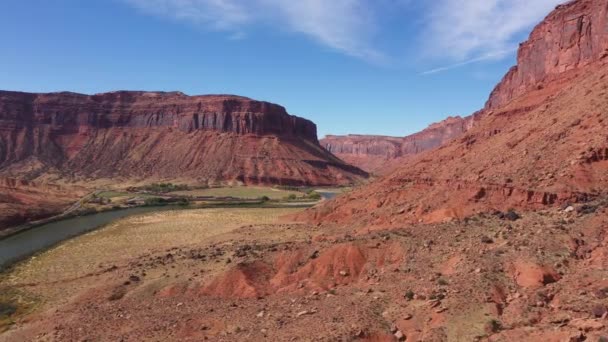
[0,184,341,240]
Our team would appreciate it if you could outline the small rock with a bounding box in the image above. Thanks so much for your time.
[592,304,608,318]
[394,330,406,341]
[296,310,315,317]
[428,300,441,308]
[256,311,265,318]
[564,206,575,213]
[504,210,521,221]
[403,313,413,320]
[339,270,349,277]
[481,236,494,244]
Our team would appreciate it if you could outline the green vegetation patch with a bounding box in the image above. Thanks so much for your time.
[171,186,302,200]
[139,183,190,193]
[97,191,130,199]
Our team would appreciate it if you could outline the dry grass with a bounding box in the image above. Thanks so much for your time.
[2,208,300,286]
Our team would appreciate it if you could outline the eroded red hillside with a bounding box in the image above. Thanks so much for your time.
[301,0,608,227]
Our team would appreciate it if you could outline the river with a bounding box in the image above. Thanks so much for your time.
[0,206,166,269]
[0,190,341,269]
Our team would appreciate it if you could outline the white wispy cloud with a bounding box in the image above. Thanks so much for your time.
[423,0,565,63]
[124,0,382,62]
[123,0,565,69]
[420,48,516,75]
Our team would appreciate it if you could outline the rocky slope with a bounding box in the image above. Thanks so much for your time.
[0,178,86,230]
[321,116,474,173]
[0,91,366,186]
[301,0,608,226]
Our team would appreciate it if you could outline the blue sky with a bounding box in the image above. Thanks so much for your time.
[0,0,563,137]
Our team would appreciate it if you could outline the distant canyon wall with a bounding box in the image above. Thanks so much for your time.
[321,116,475,173]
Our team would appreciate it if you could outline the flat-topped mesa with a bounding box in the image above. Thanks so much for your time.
[323,135,404,158]
[0,90,366,186]
[0,91,318,142]
[486,0,608,109]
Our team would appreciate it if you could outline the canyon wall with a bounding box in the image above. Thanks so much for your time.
[321,116,475,173]
[0,91,366,186]
[486,0,608,109]
[302,0,608,226]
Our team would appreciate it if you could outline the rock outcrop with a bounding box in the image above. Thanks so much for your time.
[321,116,475,173]
[0,91,366,186]
[486,0,608,109]
[301,0,608,226]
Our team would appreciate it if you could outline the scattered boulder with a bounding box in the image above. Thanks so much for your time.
[591,304,608,318]
[504,210,521,221]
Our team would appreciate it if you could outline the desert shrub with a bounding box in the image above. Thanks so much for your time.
[176,198,190,206]
[0,303,16,317]
[306,191,322,200]
[144,197,168,206]
[141,183,189,193]
[487,319,502,333]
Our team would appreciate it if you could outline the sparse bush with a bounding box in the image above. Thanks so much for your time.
[0,303,16,317]
[286,194,298,201]
[144,197,168,206]
[404,290,414,300]
[260,196,270,202]
[486,319,502,333]
[140,183,189,193]
[306,191,322,200]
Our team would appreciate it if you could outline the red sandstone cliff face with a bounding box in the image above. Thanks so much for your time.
[321,116,475,173]
[486,0,608,109]
[300,0,608,226]
[0,91,366,186]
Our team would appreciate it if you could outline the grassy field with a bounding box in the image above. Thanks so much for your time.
[0,207,303,332]
[97,191,130,198]
[170,186,302,200]
[1,207,301,284]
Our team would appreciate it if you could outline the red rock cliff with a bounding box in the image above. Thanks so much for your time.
[321,115,475,173]
[300,0,608,226]
[0,91,366,186]
[486,0,608,109]
[0,91,317,142]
